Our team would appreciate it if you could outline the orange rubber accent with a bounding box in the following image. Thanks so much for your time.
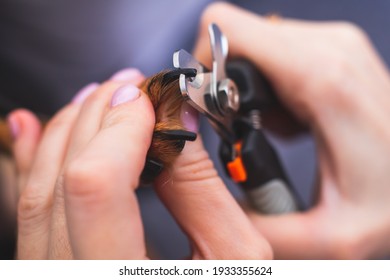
[227,141,247,183]
[227,157,247,183]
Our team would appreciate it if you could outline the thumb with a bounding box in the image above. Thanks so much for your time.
[64,85,155,259]
[155,135,272,259]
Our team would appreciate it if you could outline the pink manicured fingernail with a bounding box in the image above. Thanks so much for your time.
[7,114,20,140]
[180,102,199,133]
[72,83,99,104]
[110,68,144,82]
[111,84,140,107]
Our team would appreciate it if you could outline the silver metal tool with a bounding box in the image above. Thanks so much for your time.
[173,23,299,214]
[173,24,239,145]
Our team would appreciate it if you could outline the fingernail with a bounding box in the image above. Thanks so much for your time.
[72,83,99,104]
[110,68,144,82]
[111,84,140,107]
[180,102,199,133]
[7,114,20,140]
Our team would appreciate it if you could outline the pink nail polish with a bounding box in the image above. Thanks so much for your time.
[180,102,199,133]
[111,84,140,107]
[7,114,20,140]
[110,68,144,82]
[72,83,99,104]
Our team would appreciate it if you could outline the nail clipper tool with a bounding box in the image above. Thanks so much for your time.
[173,24,300,214]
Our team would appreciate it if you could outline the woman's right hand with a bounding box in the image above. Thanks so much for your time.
[194,2,390,259]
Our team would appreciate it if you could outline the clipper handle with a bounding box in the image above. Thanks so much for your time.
[222,58,300,214]
[242,129,298,213]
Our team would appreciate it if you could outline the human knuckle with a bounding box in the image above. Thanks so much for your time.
[324,59,360,104]
[64,158,113,199]
[103,108,154,140]
[18,186,51,224]
[322,56,350,87]
[101,109,132,130]
[297,54,353,109]
[333,21,368,46]
[174,151,218,183]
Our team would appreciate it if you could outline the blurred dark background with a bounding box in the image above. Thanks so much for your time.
[1,0,389,259]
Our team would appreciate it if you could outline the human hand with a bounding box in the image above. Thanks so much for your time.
[9,69,153,259]
[194,3,390,259]
[154,113,271,259]
[9,68,271,259]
